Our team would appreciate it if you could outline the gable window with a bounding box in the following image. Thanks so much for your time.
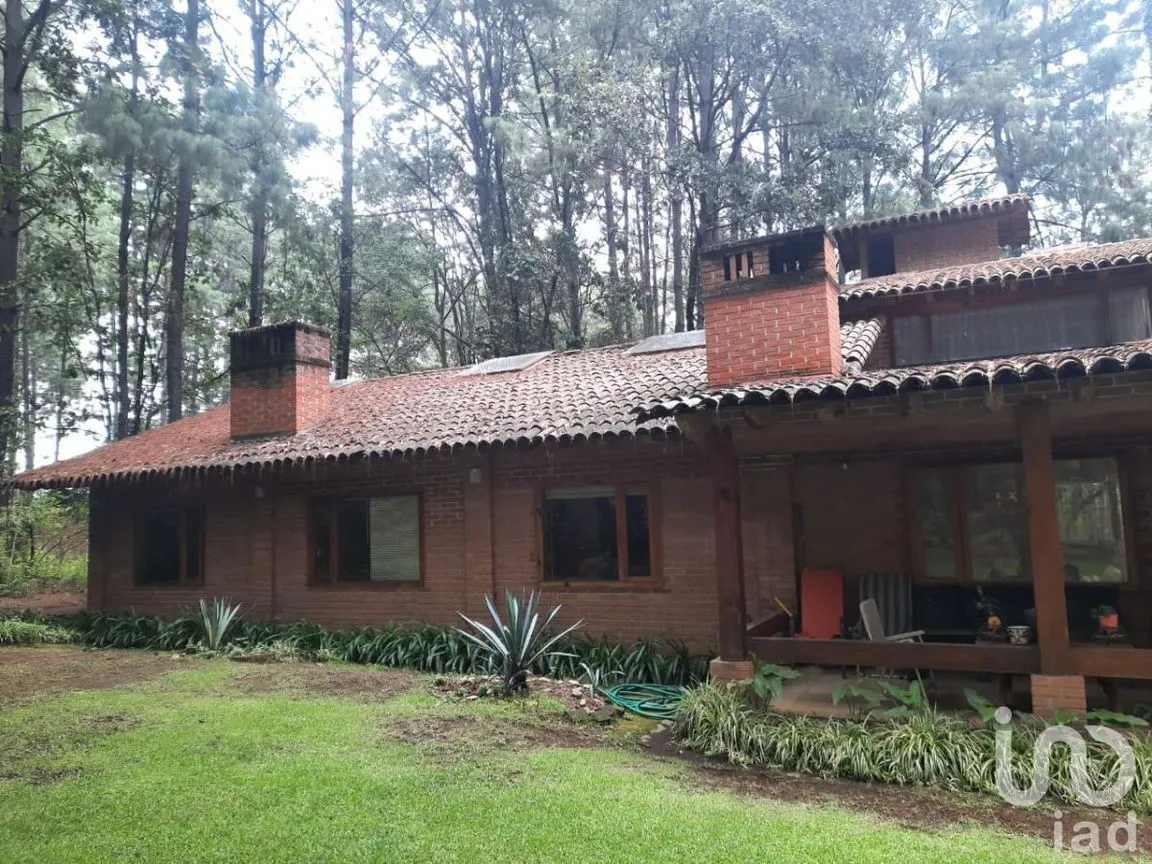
[136,508,203,587]
[865,235,896,278]
[542,486,655,583]
[894,287,1152,366]
[310,495,421,583]
[912,458,1128,584]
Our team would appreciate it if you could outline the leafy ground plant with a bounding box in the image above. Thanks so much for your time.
[456,591,583,694]
[195,599,245,651]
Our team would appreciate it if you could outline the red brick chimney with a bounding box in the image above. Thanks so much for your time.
[229,322,332,440]
[700,226,842,387]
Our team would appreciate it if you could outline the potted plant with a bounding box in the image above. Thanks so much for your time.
[1093,605,1120,631]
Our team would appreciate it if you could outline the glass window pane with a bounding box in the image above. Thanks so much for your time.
[336,500,371,582]
[896,295,1108,366]
[1055,459,1128,583]
[139,510,182,585]
[1108,287,1151,343]
[625,494,651,577]
[894,315,930,366]
[543,492,619,581]
[919,472,958,580]
[967,464,1027,582]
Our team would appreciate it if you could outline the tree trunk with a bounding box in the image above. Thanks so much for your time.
[166,0,201,423]
[335,0,354,379]
[247,0,269,328]
[19,303,32,470]
[0,0,27,481]
[603,166,623,341]
[115,18,140,441]
[665,62,684,332]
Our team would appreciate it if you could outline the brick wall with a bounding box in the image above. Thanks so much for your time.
[792,460,907,576]
[88,440,740,652]
[1030,674,1087,715]
[893,216,1000,273]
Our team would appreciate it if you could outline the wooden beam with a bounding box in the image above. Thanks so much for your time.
[1063,646,1152,680]
[709,426,747,661]
[749,637,1040,674]
[1017,400,1071,673]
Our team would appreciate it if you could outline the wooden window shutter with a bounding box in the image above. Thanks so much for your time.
[368,496,421,581]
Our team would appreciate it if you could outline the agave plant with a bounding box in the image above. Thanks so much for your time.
[195,598,245,651]
[456,591,583,694]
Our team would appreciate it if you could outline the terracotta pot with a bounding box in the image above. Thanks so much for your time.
[1099,614,1120,630]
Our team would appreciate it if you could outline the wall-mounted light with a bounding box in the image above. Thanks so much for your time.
[468,468,483,485]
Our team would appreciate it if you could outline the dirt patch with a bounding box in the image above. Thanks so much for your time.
[0,589,85,617]
[0,647,181,704]
[432,674,617,721]
[0,712,145,786]
[229,663,415,702]
[647,728,1150,852]
[384,712,605,761]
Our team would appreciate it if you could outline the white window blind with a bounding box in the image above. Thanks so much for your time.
[368,496,421,582]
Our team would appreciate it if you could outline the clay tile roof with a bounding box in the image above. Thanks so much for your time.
[13,343,707,489]
[832,194,1032,236]
[13,320,894,490]
[841,237,1152,301]
[635,339,1152,421]
[840,318,885,373]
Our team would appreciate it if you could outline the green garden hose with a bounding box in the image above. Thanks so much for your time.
[602,683,686,720]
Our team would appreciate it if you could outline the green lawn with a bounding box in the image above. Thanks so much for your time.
[0,648,1107,862]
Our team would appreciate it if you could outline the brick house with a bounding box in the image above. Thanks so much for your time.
[14,194,1152,711]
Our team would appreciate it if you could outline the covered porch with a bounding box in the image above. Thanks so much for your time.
[692,369,1152,714]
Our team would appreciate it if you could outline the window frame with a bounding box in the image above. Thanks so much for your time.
[907,456,1137,589]
[537,483,663,588]
[133,507,205,588]
[307,492,425,589]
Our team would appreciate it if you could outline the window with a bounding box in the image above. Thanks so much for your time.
[894,288,1152,366]
[541,487,655,583]
[136,508,203,586]
[311,495,421,583]
[912,458,1129,584]
[722,251,756,282]
[865,235,896,277]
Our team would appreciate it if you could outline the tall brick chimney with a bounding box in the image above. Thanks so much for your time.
[700,226,842,387]
[229,322,332,440]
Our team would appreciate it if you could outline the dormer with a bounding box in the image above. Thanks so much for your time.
[833,195,1032,279]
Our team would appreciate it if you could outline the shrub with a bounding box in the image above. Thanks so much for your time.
[674,680,1151,814]
[194,598,245,651]
[1,608,710,686]
[0,618,79,645]
[456,591,583,694]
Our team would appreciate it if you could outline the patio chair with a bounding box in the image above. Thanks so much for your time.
[858,571,914,638]
[858,597,933,686]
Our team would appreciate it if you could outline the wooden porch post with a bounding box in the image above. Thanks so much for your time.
[1017,400,1071,674]
[708,426,750,676]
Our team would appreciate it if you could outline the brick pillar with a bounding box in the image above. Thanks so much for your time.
[462,454,495,617]
[86,493,108,612]
[1030,674,1087,716]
